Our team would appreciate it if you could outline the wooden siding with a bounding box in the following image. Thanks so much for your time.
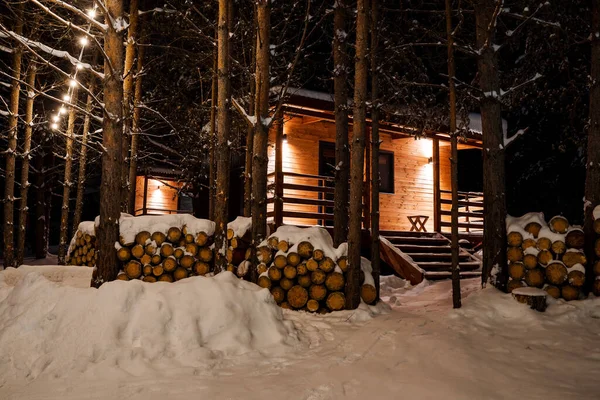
[134,176,183,215]
[267,114,461,231]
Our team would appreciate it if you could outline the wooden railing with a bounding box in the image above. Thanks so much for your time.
[437,189,484,234]
[134,207,190,216]
[267,171,369,228]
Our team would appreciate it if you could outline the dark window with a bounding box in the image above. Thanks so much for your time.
[379,152,394,194]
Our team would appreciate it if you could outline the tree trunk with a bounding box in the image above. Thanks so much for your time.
[347,0,368,310]
[34,142,50,259]
[73,80,96,230]
[584,0,600,287]
[445,0,461,308]
[244,4,257,218]
[369,0,380,300]
[16,63,37,266]
[474,0,508,290]
[214,0,232,273]
[127,42,145,214]
[3,4,24,269]
[95,0,125,286]
[58,88,79,265]
[333,0,350,247]
[208,29,218,220]
[250,0,271,282]
[121,0,139,213]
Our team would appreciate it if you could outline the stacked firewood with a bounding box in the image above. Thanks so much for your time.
[116,226,215,282]
[593,207,600,296]
[507,214,586,301]
[66,229,97,267]
[254,235,376,313]
[226,226,252,277]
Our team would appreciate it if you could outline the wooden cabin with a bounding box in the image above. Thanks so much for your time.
[266,88,485,237]
[134,167,193,215]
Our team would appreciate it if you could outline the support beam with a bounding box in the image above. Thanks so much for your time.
[274,110,284,228]
[433,138,441,232]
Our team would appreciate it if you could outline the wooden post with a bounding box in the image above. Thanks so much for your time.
[142,171,148,215]
[274,111,284,228]
[432,138,441,232]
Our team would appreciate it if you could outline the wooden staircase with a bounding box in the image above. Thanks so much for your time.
[379,230,481,285]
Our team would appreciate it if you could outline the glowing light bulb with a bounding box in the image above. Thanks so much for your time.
[76,63,84,70]
[87,9,96,18]
[51,123,59,130]
[69,79,78,87]
[63,94,70,102]
[79,36,89,46]
[59,106,67,115]
[52,115,60,122]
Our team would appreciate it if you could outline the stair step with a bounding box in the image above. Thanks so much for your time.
[405,253,471,261]
[416,261,481,271]
[380,230,438,238]
[424,271,482,280]
[386,236,448,245]
[395,244,452,253]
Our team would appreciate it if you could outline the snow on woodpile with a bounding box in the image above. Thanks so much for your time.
[118,214,215,246]
[506,213,588,302]
[227,216,252,238]
[0,270,297,382]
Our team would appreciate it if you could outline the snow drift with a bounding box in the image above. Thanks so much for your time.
[0,270,298,383]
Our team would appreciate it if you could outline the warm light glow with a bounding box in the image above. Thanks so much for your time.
[69,79,78,87]
[63,94,70,102]
[51,123,58,130]
[87,9,96,18]
[58,106,67,115]
[282,134,288,142]
[52,115,60,122]
[79,36,89,46]
[417,137,433,159]
[76,63,84,70]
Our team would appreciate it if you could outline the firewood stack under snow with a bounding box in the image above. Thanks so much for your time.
[254,226,376,313]
[65,215,373,313]
[593,206,600,296]
[506,213,586,301]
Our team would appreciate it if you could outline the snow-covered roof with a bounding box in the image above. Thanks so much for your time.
[466,112,508,136]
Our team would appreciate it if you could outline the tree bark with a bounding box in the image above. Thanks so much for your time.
[3,3,24,269]
[15,63,37,266]
[73,80,96,230]
[445,0,461,308]
[58,88,79,265]
[347,0,368,310]
[250,0,271,282]
[584,0,600,287]
[370,0,380,300]
[333,0,350,247]
[95,0,125,285]
[121,0,139,213]
[214,0,232,273]
[244,4,257,218]
[127,42,145,214]
[474,0,508,290]
[209,29,218,220]
[34,141,51,259]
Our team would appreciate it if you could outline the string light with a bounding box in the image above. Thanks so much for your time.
[69,79,78,87]
[76,63,84,70]
[52,115,60,122]
[87,9,96,18]
[51,123,59,130]
[59,106,67,115]
[63,94,71,102]
[79,36,89,46]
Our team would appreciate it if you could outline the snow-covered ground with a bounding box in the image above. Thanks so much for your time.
[1,267,599,400]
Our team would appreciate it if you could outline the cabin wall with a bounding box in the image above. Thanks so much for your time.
[268,114,454,231]
[134,176,183,216]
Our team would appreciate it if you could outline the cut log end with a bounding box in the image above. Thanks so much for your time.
[287,285,309,309]
[512,288,547,312]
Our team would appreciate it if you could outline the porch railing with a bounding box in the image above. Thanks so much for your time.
[437,189,484,234]
[267,171,369,228]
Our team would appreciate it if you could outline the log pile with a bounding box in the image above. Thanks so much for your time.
[66,222,97,267]
[225,216,253,277]
[506,213,586,301]
[254,226,376,313]
[593,206,600,296]
[115,225,215,282]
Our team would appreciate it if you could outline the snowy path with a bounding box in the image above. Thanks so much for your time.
[1,273,599,399]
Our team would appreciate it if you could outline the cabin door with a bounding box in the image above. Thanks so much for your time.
[318,141,336,226]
